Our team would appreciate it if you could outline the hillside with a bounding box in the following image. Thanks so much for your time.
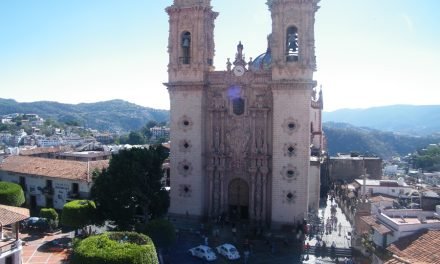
[0,98,169,132]
[323,105,440,136]
[323,122,440,158]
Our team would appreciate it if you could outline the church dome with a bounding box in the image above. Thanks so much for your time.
[249,50,272,72]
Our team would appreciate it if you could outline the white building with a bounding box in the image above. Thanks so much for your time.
[365,208,440,249]
[37,136,61,147]
[149,126,170,140]
[0,156,109,210]
[353,178,414,198]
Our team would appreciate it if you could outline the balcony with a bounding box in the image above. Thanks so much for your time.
[41,186,54,195]
[67,191,80,199]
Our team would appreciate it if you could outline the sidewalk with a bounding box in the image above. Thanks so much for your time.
[305,197,352,249]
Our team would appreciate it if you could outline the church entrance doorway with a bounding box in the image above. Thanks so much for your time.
[228,178,249,221]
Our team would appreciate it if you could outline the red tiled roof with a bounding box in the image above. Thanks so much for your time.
[386,230,440,264]
[19,146,69,156]
[0,156,109,182]
[360,215,392,235]
[0,204,30,225]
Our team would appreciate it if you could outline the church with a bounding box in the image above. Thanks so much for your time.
[165,0,323,228]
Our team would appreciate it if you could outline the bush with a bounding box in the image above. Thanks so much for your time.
[61,200,96,229]
[40,208,59,230]
[40,208,58,221]
[0,181,25,206]
[71,231,158,264]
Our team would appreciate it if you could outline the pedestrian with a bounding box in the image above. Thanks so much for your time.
[204,236,208,246]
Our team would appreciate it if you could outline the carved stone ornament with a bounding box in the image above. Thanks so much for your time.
[283,142,297,157]
[282,190,297,204]
[282,117,299,135]
[179,139,192,152]
[178,115,193,132]
[178,184,192,198]
[281,164,298,182]
[178,159,193,177]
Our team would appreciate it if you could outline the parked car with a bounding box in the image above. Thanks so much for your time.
[21,217,49,232]
[216,243,240,260]
[188,245,217,261]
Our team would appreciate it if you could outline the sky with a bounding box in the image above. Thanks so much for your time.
[0,0,439,111]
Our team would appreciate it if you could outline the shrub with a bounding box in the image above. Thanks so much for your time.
[71,231,158,264]
[40,208,58,221]
[0,181,25,206]
[40,208,59,230]
[61,200,96,229]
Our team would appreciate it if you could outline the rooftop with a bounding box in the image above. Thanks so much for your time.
[0,204,30,225]
[0,155,109,182]
[386,229,440,264]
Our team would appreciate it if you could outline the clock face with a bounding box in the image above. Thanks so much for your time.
[233,65,245,76]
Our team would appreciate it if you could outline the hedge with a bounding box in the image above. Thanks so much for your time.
[0,181,25,206]
[71,232,159,264]
[40,208,58,221]
[61,200,95,228]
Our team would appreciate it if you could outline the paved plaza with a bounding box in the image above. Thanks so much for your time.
[21,232,71,264]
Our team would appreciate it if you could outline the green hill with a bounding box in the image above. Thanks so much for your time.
[323,105,440,136]
[323,122,440,158]
[0,98,169,132]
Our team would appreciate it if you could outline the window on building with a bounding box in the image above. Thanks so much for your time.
[286,26,299,62]
[46,180,52,188]
[181,31,191,64]
[232,98,245,115]
[72,183,79,194]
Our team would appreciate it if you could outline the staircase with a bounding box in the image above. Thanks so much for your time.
[306,246,352,258]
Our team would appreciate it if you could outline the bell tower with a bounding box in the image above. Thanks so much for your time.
[268,0,320,226]
[166,0,218,82]
[165,0,218,220]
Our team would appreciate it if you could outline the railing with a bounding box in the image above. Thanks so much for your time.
[68,191,80,199]
[42,186,54,195]
[0,239,21,255]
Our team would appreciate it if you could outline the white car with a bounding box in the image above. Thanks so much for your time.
[188,245,217,261]
[216,243,240,260]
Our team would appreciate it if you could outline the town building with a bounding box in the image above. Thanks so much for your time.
[352,178,414,198]
[329,155,382,183]
[0,205,29,264]
[165,0,323,227]
[149,126,170,140]
[0,156,108,210]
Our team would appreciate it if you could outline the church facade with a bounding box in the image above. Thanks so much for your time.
[165,0,323,227]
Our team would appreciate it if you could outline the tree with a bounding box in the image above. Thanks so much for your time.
[0,182,25,206]
[91,146,169,229]
[61,200,96,230]
[128,131,146,145]
[139,219,176,250]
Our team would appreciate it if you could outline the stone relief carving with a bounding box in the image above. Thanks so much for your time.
[178,159,193,177]
[282,117,299,135]
[178,115,193,132]
[178,139,192,152]
[226,118,251,172]
[178,184,192,198]
[283,142,297,157]
[282,190,297,204]
[281,164,298,182]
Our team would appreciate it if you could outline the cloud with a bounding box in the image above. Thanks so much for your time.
[401,13,414,33]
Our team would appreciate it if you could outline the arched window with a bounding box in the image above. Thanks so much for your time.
[286,26,298,62]
[181,31,191,64]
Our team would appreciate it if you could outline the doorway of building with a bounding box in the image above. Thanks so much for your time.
[228,178,249,221]
[30,195,37,209]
